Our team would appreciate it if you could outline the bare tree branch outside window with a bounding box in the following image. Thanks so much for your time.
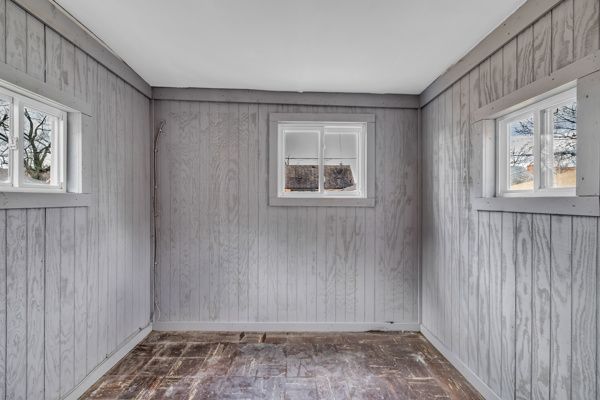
[23,107,53,183]
[509,115,534,186]
[552,103,576,172]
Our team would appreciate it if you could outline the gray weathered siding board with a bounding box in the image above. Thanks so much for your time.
[73,207,87,385]
[434,96,442,336]
[26,209,44,400]
[450,83,461,350]
[477,211,490,384]
[549,215,572,400]
[468,68,480,371]
[421,1,600,398]
[6,209,27,400]
[44,208,61,400]
[60,38,75,95]
[154,100,419,325]
[421,128,600,398]
[533,13,552,81]
[238,103,250,321]
[531,214,551,400]
[59,207,75,397]
[598,218,600,400]
[374,106,387,324]
[0,88,149,400]
[421,103,431,331]
[574,0,600,60]
[247,103,259,321]
[458,75,470,363]
[428,97,437,334]
[96,64,109,362]
[74,48,87,102]
[25,14,44,81]
[479,58,493,107]
[488,211,502,394]
[503,38,518,97]
[106,72,117,353]
[0,0,6,65]
[6,1,26,73]
[500,212,516,400]
[517,27,534,89]
[552,0,575,71]
[442,90,452,344]
[45,27,61,90]
[115,77,126,343]
[515,213,533,400]
[490,50,503,102]
[0,2,152,398]
[0,211,5,400]
[571,216,597,399]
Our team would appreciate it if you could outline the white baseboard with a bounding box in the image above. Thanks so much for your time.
[420,325,501,400]
[63,324,152,400]
[153,321,420,332]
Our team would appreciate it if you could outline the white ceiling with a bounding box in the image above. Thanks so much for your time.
[55,0,526,94]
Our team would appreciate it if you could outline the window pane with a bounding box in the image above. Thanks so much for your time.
[23,106,55,185]
[324,129,358,192]
[508,114,535,191]
[0,99,10,183]
[550,101,576,188]
[284,130,319,192]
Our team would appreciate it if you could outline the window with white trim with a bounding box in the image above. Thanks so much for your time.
[0,86,67,192]
[497,88,576,197]
[277,121,366,199]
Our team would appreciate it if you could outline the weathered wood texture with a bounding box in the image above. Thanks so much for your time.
[82,331,482,399]
[153,101,420,325]
[0,1,152,399]
[422,1,600,398]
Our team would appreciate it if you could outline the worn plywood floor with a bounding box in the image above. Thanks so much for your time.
[81,331,482,399]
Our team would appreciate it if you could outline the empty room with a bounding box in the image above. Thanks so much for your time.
[0,0,598,399]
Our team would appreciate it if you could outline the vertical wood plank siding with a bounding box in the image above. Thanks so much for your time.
[153,101,420,325]
[0,1,152,399]
[3,0,600,399]
[421,0,600,398]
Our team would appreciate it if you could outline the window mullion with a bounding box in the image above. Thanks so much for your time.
[533,110,542,193]
[60,115,66,189]
[53,117,58,187]
[318,127,324,195]
[7,97,15,188]
[358,127,363,195]
[278,126,284,197]
[13,97,21,188]
[498,120,507,195]
[55,115,64,188]
[543,108,553,190]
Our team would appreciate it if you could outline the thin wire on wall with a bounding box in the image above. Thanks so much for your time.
[152,120,167,322]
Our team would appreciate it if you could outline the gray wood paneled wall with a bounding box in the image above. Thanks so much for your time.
[0,1,152,399]
[153,101,419,325]
[421,0,600,398]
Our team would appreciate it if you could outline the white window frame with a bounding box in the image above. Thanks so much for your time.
[0,85,67,193]
[496,87,576,197]
[277,122,366,199]
[269,113,375,207]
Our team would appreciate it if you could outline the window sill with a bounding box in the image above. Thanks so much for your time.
[472,196,599,216]
[0,192,96,209]
[269,196,375,207]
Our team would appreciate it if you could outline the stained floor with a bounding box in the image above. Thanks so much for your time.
[81,331,482,399]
